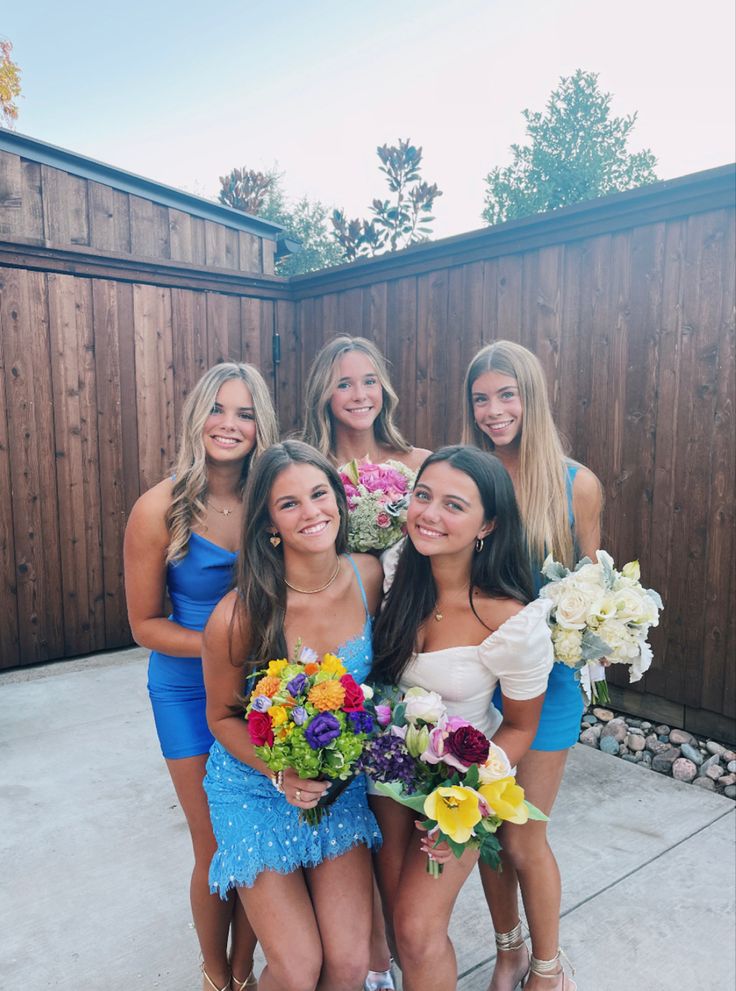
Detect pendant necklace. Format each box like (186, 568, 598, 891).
(284, 558, 341, 595)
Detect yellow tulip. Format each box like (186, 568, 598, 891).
(267, 658, 288, 677)
(424, 786, 482, 843)
(268, 705, 288, 727)
(479, 777, 529, 824)
(320, 653, 347, 677)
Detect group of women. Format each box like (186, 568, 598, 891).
(124, 335, 602, 991)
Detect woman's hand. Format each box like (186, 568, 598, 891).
(415, 820, 454, 865)
(282, 768, 330, 809)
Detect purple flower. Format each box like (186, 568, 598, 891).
(356, 734, 419, 793)
(375, 704, 392, 727)
(348, 711, 374, 734)
(250, 695, 272, 712)
(305, 713, 341, 750)
(287, 673, 309, 697)
(291, 706, 307, 726)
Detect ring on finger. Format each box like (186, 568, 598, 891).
(295, 788, 302, 802)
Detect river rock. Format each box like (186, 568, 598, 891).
(706, 740, 726, 756)
(718, 774, 736, 788)
(680, 743, 704, 766)
(692, 777, 716, 792)
(600, 736, 620, 755)
(582, 713, 599, 726)
(672, 758, 698, 782)
(627, 733, 646, 752)
(579, 728, 600, 748)
(645, 735, 670, 755)
(655, 724, 671, 735)
(652, 748, 680, 774)
(698, 754, 722, 776)
(725, 785, 736, 800)
(593, 708, 614, 722)
(627, 726, 645, 737)
(706, 764, 725, 781)
(621, 754, 640, 764)
(727, 761, 736, 774)
(601, 719, 628, 743)
(724, 750, 736, 762)
(640, 721, 653, 732)
(669, 728, 695, 746)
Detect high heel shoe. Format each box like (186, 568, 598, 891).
(364, 959, 397, 990)
(232, 972, 257, 990)
(523, 949, 576, 990)
(488, 922, 530, 991)
(201, 962, 231, 991)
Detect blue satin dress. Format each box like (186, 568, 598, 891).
(492, 463, 585, 751)
(205, 556, 382, 895)
(147, 532, 237, 760)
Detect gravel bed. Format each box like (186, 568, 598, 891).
(578, 707, 736, 799)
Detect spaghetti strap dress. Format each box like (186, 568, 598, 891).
(492, 462, 585, 751)
(147, 532, 237, 760)
(204, 556, 382, 896)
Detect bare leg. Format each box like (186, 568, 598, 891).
(166, 755, 258, 990)
(479, 749, 569, 991)
(367, 873, 394, 975)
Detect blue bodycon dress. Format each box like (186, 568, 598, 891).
(492, 463, 585, 751)
(205, 556, 382, 895)
(147, 532, 237, 760)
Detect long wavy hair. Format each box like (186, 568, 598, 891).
(166, 362, 279, 564)
(371, 446, 533, 686)
(301, 335, 410, 459)
(233, 440, 349, 671)
(461, 340, 575, 569)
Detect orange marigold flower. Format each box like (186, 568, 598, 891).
(303, 662, 320, 675)
(254, 675, 281, 698)
(308, 680, 346, 712)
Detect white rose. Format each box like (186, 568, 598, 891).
(478, 743, 512, 783)
(403, 687, 446, 725)
(554, 586, 591, 629)
(613, 588, 646, 624)
(597, 619, 640, 661)
(361, 684, 374, 700)
(572, 562, 603, 585)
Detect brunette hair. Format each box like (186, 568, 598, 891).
(233, 440, 349, 670)
(371, 445, 533, 685)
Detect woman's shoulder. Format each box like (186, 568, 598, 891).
(472, 593, 524, 632)
(125, 477, 174, 541)
(570, 463, 603, 509)
(478, 597, 552, 646)
(348, 552, 383, 613)
(381, 445, 431, 473)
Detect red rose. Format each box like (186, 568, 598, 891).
(247, 710, 274, 747)
(446, 725, 490, 768)
(340, 674, 365, 712)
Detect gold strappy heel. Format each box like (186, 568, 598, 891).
(524, 948, 576, 990)
(232, 972, 257, 990)
(489, 922, 530, 991)
(201, 962, 231, 991)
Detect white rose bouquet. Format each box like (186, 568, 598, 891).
(539, 551, 663, 704)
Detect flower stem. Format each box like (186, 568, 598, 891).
(592, 680, 610, 705)
(426, 857, 443, 878)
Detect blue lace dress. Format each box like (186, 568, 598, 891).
(204, 557, 382, 896)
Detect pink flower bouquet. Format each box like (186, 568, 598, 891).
(339, 458, 416, 553)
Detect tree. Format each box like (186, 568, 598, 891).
(482, 70, 658, 226)
(332, 139, 442, 261)
(218, 168, 342, 276)
(0, 39, 21, 128)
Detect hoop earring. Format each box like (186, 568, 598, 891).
(269, 533, 282, 548)
(475, 537, 484, 553)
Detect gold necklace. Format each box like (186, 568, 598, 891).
(284, 558, 341, 595)
(207, 498, 239, 517)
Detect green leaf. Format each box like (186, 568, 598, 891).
(524, 801, 549, 821)
(374, 779, 428, 814)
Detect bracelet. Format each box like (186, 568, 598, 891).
(271, 770, 284, 793)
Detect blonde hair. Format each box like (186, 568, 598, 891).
(301, 336, 410, 459)
(461, 340, 575, 568)
(166, 362, 279, 563)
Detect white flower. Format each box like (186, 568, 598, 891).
(597, 619, 640, 661)
(478, 743, 512, 783)
(555, 586, 592, 629)
(572, 562, 603, 585)
(621, 560, 641, 582)
(553, 627, 583, 666)
(403, 687, 446, 725)
(613, 588, 648, 624)
(630, 640, 653, 682)
(361, 684, 374, 700)
(587, 592, 617, 626)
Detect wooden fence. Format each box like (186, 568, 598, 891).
(0, 130, 733, 739)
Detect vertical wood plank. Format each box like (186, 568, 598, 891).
(41, 166, 90, 246)
(47, 274, 105, 655)
(206, 292, 241, 365)
(0, 269, 64, 662)
(262, 238, 276, 276)
(416, 270, 449, 449)
(449, 263, 484, 444)
(0, 150, 22, 237)
(0, 279, 20, 666)
(153, 204, 171, 260)
(111, 190, 132, 253)
(171, 289, 208, 429)
(363, 283, 388, 358)
(238, 232, 262, 274)
(204, 221, 227, 268)
(20, 161, 45, 240)
(133, 284, 175, 490)
(168, 209, 194, 264)
(386, 278, 418, 446)
(129, 196, 156, 257)
(241, 296, 263, 370)
(87, 181, 116, 252)
(275, 299, 300, 436)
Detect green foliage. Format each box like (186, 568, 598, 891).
(332, 138, 442, 261)
(482, 70, 658, 226)
(218, 166, 342, 276)
(0, 39, 21, 128)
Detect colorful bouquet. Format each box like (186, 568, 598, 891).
(358, 687, 546, 876)
(539, 550, 663, 705)
(245, 643, 375, 823)
(339, 458, 416, 553)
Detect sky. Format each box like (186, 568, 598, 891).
(4, 0, 735, 237)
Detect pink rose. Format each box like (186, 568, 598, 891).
(376, 511, 392, 529)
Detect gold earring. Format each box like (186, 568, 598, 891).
(475, 537, 484, 553)
(269, 533, 281, 548)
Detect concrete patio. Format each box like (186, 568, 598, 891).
(1, 648, 733, 991)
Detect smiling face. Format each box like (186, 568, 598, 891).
(470, 370, 524, 449)
(268, 463, 341, 555)
(328, 350, 384, 432)
(407, 461, 492, 558)
(202, 378, 257, 464)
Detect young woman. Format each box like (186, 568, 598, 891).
(202, 440, 384, 991)
(303, 335, 430, 990)
(302, 335, 430, 473)
(370, 446, 553, 991)
(124, 362, 279, 991)
(463, 340, 601, 991)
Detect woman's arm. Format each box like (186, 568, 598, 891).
(123, 481, 203, 657)
(203, 592, 329, 803)
(572, 466, 603, 561)
(491, 693, 545, 767)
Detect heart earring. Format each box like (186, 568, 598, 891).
(269, 533, 281, 548)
